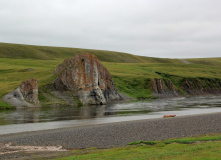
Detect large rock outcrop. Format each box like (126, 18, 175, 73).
(3, 78, 39, 107)
(53, 53, 122, 105)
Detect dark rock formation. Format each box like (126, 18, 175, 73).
(53, 53, 122, 105)
(151, 78, 178, 98)
(182, 78, 221, 95)
(151, 77, 221, 98)
(3, 78, 39, 107)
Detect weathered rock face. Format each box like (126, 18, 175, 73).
(53, 53, 122, 105)
(151, 77, 221, 98)
(3, 78, 39, 107)
(182, 78, 221, 95)
(19, 78, 39, 103)
(151, 78, 178, 98)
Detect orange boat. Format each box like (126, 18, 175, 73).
(163, 114, 176, 118)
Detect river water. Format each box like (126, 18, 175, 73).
(0, 95, 221, 135)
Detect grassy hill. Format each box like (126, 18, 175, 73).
(0, 42, 192, 64)
(1, 42, 221, 66)
(0, 43, 221, 108)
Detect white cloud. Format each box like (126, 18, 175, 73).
(0, 0, 221, 58)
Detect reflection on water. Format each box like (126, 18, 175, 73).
(0, 95, 221, 126)
(0, 106, 109, 125)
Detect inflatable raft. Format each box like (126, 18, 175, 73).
(163, 114, 176, 118)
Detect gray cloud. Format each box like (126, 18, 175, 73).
(0, 0, 221, 58)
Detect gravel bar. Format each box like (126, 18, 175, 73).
(0, 112, 221, 149)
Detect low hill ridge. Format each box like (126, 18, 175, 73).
(0, 42, 190, 64)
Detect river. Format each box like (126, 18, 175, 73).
(0, 95, 221, 135)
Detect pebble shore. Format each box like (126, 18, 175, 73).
(1, 112, 221, 149)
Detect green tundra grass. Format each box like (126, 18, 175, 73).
(0, 43, 221, 108)
(0, 42, 183, 63)
(52, 133, 221, 160)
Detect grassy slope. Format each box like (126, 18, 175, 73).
(0, 43, 221, 107)
(0, 42, 183, 63)
(103, 62, 221, 98)
(54, 133, 221, 160)
(186, 57, 221, 67)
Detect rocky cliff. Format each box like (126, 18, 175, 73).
(151, 78, 178, 98)
(52, 53, 122, 105)
(151, 77, 221, 98)
(3, 78, 39, 107)
(181, 78, 221, 95)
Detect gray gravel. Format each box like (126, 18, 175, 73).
(0, 112, 221, 150)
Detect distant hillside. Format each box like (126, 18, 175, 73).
(185, 58, 221, 67)
(0, 42, 186, 64)
(0, 42, 221, 109)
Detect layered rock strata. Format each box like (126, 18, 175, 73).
(53, 53, 122, 105)
(182, 78, 221, 95)
(151, 78, 221, 98)
(3, 78, 39, 107)
(151, 78, 178, 98)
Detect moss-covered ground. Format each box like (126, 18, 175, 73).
(52, 133, 221, 160)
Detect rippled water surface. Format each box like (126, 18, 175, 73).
(0, 95, 221, 134)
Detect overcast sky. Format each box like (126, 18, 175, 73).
(0, 0, 221, 58)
